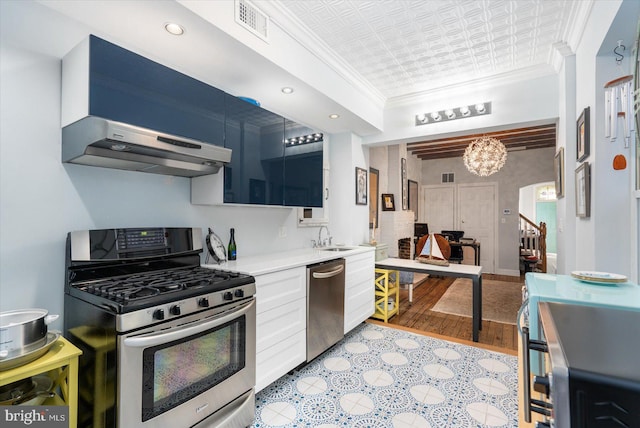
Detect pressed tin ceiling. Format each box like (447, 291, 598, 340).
(276, 0, 584, 100)
(10, 0, 590, 144)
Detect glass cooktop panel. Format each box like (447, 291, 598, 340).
(542, 302, 640, 382)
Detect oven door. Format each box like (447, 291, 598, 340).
(118, 298, 256, 428)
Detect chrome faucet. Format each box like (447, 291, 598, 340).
(317, 225, 332, 248)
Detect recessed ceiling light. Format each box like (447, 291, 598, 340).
(164, 23, 185, 36)
(329, 114, 340, 119)
(281, 87, 294, 94)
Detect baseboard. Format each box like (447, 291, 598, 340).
(495, 268, 520, 277)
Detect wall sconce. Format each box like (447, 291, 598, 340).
(415, 102, 491, 126)
(284, 133, 323, 147)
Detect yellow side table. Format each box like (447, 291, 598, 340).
(371, 268, 400, 322)
(0, 336, 82, 428)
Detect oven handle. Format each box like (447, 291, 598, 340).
(123, 299, 255, 348)
(517, 298, 533, 423)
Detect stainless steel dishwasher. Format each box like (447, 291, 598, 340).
(306, 258, 346, 361)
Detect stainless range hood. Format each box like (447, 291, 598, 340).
(62, 116, 231, 177)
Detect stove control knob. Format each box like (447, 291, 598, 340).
(153, 309, 165, 320)
(198, 297, 210, 308)
(234, 289, 245, 298)
(223, 291, 233, 301)
(170, 305, 181, 316)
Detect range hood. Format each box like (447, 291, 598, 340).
(62, 116, 231, 177)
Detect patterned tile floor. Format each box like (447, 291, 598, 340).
(252, 323, 518, 427)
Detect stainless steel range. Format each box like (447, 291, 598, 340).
(63, 227, 256, 428)
(523, 301, 640, 428)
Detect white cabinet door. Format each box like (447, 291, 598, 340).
(255, 267, 306, 392)
(344, 251, 375, 333)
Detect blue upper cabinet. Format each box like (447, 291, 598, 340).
(223, 94, 285, 205)
(62, 35, 323, 207)
(62, 35, 225, 146)
(283, 120, 323, 207)
(223, 104, 323, 207)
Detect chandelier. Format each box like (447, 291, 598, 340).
(463, 136, 507, 176)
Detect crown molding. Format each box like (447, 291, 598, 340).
(386, 64, 557, 109)
(259, 1, 386, 108)
(563, 0, 595, 56)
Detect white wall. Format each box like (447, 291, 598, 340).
(365, 73, 559, 146)
(555, 54, 577, 275)
(0, 47, 331, 325)
(561, 0, 638, 279)
(519, 185, 536, 221)
(328, 133, 370, 246)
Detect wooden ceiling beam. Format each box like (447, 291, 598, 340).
(406, 123, 556, 160)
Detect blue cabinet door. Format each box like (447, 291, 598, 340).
(283, 120, 323, 207)
(223, 94, 285, 204)
(88, 35, 225, 146)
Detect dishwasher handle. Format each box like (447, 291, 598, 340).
(312, 265, 344, 279)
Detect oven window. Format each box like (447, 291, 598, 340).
(141, 316, 246, 421)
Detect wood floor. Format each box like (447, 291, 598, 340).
(386, 273, 522, 353)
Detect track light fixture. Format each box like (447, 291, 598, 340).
(415, 102, 491, 126)
(284, 133, 323, 147)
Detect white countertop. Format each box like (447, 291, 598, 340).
(203, 246, 375, 276)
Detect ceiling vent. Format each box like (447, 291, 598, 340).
(235, 0, 269, 42)
(442, 173, 455, 183)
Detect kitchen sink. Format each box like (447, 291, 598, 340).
(320, 247, 353, 252)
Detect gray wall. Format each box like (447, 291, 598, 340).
(421, 147, 556, 274)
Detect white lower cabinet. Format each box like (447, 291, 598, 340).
(253, 250, 375, 392)
(344, 251, 375, 334)
(256, 330, 306, 392)
(255, 266, 306, 392)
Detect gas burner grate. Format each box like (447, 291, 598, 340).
(74, 267, 248, 305)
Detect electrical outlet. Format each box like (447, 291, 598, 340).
(278, 226, 287, 238)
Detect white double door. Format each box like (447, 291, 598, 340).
(420, 183, 497, 273)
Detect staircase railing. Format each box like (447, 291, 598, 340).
(519, 213, 547, 273)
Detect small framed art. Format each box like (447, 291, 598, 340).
(576, 107, 590, 162)
(401, 158, 408, 210)
(575, 162, 590, 218)
(355, 167, 367, 205)
(381, 193, 395, 211)
(554, 148, 564, 198)
(369, 168, 379, 228)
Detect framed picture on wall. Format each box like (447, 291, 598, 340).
(554, 148, 564, 198)
(355, 167, 367, 205)
(408, 180, 418, 221)
(381, 193, 395, 211)
(401, 158, 408, 209)
(575, 162, 590, 218)
(576, 107, 590, 161)
(369, 168, 379, 228)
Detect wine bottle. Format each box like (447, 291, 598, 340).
(228, 228, 237, 260)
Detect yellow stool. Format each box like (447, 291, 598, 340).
(371, 268, 400, 322)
